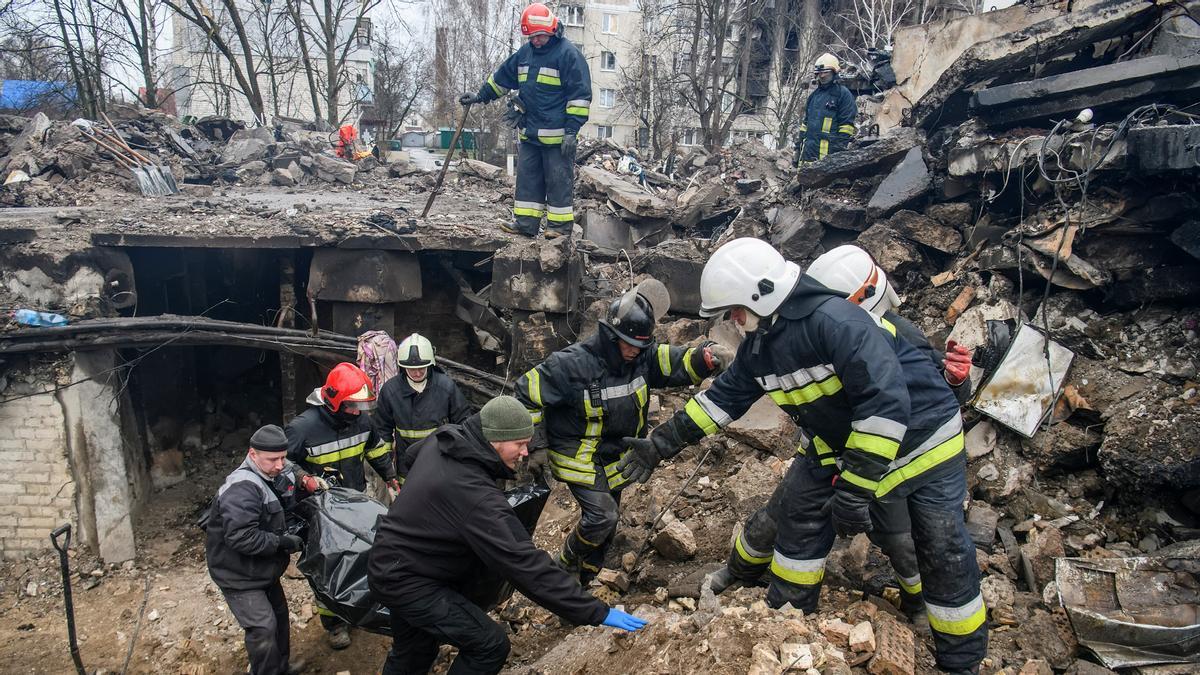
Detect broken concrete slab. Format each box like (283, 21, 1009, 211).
(726, 397, 798, 456)
(1099, 391, 1200, 493)
(735, 178, 762, 194)
(866, 147, 930, 218)
(581, 209, 633, 254)
(457, 158, 505, 181)
(636, 240, 707, 315)
(491, 241, 581, 313)
(966, 502, 1000, 550)
(793, 128, 923, 189)
(925, 202, 974, 229)
(1170, 221, 1200, 261)
(856, 224, 922, 275)
(882, 0, 1159, 132)
(867, 617, 915, 675)
(218, 136, 269, 165)
(768, 206, 823, 261)
(1125, 124, 1200, 172)
(675, 178, 726, 229)
(308, 249, 422, 302)
(4, 112, 50, 164)
(810, 193, 868, 231)
(579, 165, 670, 217)
(972, 55, 1200, 127)
(313, 154, 356, 184)
(652, 520, 697, 560)
(887, 210, 962, 254)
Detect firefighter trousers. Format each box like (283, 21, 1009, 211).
(513, 141, 574, 236)
(767, 456, 987, 671)
(728, 473, 925, 617)
(558, 484, 622, 583)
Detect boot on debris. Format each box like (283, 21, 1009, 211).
(703, 565, 738, 595)
(326, 623, 351, 650)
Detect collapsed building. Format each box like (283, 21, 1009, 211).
(0, 0, 1198, 672)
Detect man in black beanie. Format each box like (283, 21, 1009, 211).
(205, 424, 326, 675)
(369, 395, 646, 675)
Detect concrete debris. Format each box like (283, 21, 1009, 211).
(652, 520, 697, 561)
(749, 642, 783, 675)
(725, 397, 798, 456)
(848, 621, 876, 653)
(866, 147, 930, 218)
(867, 617, 915, 675)
(457, 158, 505, 181)
(793, 128, 923, 189)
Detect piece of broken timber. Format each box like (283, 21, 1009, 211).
(421, 103, 472, 218)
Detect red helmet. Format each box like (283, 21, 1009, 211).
(520, 3, 558, 37)
(318, 362, 376, 414)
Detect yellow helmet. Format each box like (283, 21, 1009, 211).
(814, 53, 840, 74)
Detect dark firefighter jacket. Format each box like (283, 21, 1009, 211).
(667, 277, 963, 500)
(205, 457, 305, 591)
(367, 415, 609, 626)
(474, 34, 591, 147)
(797, 78, 856, 162)
(285, 400, 395, 491)
(886, 311, 972, 406)
(372, 368, 472, 479)
(515, 330, 717, 490)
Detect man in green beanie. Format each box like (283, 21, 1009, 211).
(369, 395, 646, 674)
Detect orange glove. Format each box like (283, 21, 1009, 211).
(300, 475, 329, 493)
(944, 340, 973, 387)
(387, 478, 401, 493)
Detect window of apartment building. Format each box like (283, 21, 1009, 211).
(599, 88, 616, 108)
(597, 125, 614, 139)
(637, 127, 649, 148)
(601, 51, 617, 71)
(602, 13, 617, 34)
(721, 92, 735, 113)
(725, 22, 738, 41)
(355, 18, 372, 47)
(681, 128, 697, 146)
(563, 5, 584, 26)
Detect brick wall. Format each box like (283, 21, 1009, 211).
(0, 384, 76, 559)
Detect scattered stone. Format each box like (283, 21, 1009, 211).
(1019, 660, 1053, 675)
(458, 158, 504, 181)
(849, 621, 876, 652)
(595, 568, 630, 592)
(148, 609, 161, 622)
(749, 642, 782, 675)
(965, 421, 997, 460)
(736, 178, 763, 194)
(24, 582, 36, 597)
(652, 520, 697, 561)
(980, 574, 1016, 616)
(780, 642, 813, 670)
(857, 224, 922, 275)
(621, 552, 637, 572)
(966, 502, 1000, 549)
(867, 147, 931, 218)
(1062, 660, 1118, 675)
(1020, 525, 1066, 590)
(726, 397, 798, 456)
(271, 168, 296, 187)
(819, 618, 855, 646)
(312, 153, 356, 184)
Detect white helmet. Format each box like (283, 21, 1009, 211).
(397, 332, 435, 368)
(814, 52, 841, 74)
(699, 238, 801, 318)
(806, 244, 901, 317)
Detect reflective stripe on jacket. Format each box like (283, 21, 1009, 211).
(475, 34, 591, 146)
(515, 332, 714, 490)
(672, 277, 962, 499)
(797, 79, 856, 162)
(285, 405, 393, 490)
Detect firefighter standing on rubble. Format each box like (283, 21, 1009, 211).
(459, 3, 591, 240)
(285, 362, 398, 650)
(795, 53, 857, 166)
(617, 238, 988, 674)
(704, 245, 975, 627)
(372, 332, 473, 481)
(205, 424, 327, 675)
(368, 396, 646, 674)
(514, 282, 733, 583)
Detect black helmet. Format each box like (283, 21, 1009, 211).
(602, 290, 655, 348)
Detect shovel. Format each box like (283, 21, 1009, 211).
(101, 112, 180, 196)
(50, 524, 87, 675)
(72, 119, 172, 197)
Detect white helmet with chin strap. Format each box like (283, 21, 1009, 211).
(806, 244, 901, 317)
(699, 238, 802, 318)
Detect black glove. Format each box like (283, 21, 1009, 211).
(617, 437, 661, 484)
(458, 93, 480, 106)
(279, 533, 304, 553)
(826, 488, 873, 537)
(561, 133, 577, 159)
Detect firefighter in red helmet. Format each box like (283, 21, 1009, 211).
(285, 362, 398, 650)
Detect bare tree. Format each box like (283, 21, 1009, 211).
(290, 0, 380, 127)
(371, 25, 429, 144)
(825, 0, 936, 71)
(166, 0, 269, 122)
(761, 0, 822, 150)
(95, 0, 168, 108)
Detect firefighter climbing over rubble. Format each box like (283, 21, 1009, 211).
(205, 424, 328, 675)
(618, 238, 988, 674)
(285, 362, 398, 650)
(704, 244, 976, 628)
(372, 332, 473, 481)
(795, 53, 857, 166)
(368, 395, 646, 674)
(459, 2, 591, 240)
(514, 281, 734, 584)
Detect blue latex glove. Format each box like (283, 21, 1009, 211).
(602, 608, 647, 632)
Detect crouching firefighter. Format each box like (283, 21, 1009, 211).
(617, 238, 988, 674)
(514, 284, 733, 582)
(285, 362, 397, 650)
(368, 396, 646, 675)
(372, 333, 472, 482)
(458, 3, 591, 240)
(204, 425, 327, 675)
(706, 244, 976, 625)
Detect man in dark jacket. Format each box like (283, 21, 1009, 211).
(372, 332, 472, 480)
(514, 287, 730, 583)
(286, 362, 396, 649)
(795, 53, 856, 166)
(459, 3, 591, 239)
(206, 424, 325, 675)
(368, 396, 646, 675)
(618, 238, 987, 675)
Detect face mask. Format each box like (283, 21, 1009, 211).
(407, 375, 428, 393)
(735, 311, 761, 337)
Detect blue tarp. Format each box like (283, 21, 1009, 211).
(0, 80, 75, 110)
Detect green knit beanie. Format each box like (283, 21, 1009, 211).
(480, 395, 534, 442)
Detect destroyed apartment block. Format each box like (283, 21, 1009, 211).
(1, 0, 1200, 671)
